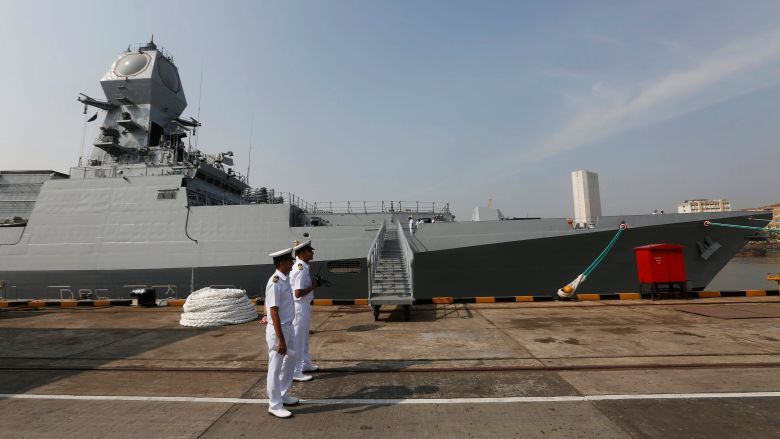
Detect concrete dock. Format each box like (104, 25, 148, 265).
(1, 297, 780, 438)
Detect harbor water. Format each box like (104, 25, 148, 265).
(707, 248, 780, 291)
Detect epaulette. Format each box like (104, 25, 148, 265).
(272, 275, 279, 283)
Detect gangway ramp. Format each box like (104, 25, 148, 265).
(368, 221, 414, 320)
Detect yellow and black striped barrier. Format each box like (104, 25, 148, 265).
(249, 290, 778, 305)
(0, 299, 133, 308)
(2, 290, 776, 309)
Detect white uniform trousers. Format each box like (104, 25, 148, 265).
(293, 301, 313, 375)
(266, 323, 296, 410)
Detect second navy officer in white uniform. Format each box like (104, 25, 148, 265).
(265, 247, 299, 419)
(290, 240, 319, 381)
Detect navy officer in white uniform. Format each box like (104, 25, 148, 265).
(265, 246, 299, 418)
(291, 240, 319, 382)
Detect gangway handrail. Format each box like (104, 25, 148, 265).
(396, 221, 414, 300)
(366, 220, 387, 299)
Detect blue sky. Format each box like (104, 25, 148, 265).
(1, 0, 779, 219)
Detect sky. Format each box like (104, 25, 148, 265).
(1, 0, 779, 220)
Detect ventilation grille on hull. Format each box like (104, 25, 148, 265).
(327, 260, 361, 274)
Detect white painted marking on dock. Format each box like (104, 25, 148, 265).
(2, 392, 780, 405)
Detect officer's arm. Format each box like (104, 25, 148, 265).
(260, 304, 268, 324)
(294, 285, 315, 298)
(293, 272, 315, 298)
(269, 306, 286, 355)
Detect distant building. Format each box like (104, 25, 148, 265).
(677, 199, 731, 213)
(571, 170, 601, 227)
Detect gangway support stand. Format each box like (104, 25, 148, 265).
(372, 304, 411, 322)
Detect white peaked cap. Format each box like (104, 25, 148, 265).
(268, 247, 294, 259)
(293, 239, 314, 252)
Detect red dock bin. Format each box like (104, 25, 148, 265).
(634, 244, 686, 284)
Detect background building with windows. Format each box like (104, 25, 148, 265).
(677, 199, 731, 213)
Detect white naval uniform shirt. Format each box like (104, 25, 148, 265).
(290, 258, 314, 305)
(265, 270, 294, 327)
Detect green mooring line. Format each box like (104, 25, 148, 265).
(707, 222, 779, 233)
(583, 228, 625, 276)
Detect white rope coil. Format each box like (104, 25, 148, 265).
(179, 287, 258, 327)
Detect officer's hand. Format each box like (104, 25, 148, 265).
(260, 315, 268, 325)
(276, 340, 287, 356)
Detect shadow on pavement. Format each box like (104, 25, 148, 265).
(294, 384, 440, 415)
(381, 304, 474, 322)
(0, 309, 223, 396)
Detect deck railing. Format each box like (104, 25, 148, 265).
(241, 192, 450, 216)
(308, 200, 450, 214)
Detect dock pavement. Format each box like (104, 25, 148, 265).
(1, 296, 779, 438)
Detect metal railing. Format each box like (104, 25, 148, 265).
(396, 221, 415, 299)
(241, 189, 317, 211)
(309, 200, 450, 214)
(366, 220, 387, 299)
(242, 191, 450, 216)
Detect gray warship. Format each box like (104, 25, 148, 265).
(0, 41, 770, 303)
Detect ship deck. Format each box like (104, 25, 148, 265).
(1, 297, 780, 438)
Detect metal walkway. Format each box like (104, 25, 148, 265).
(369, 225, 414, 320)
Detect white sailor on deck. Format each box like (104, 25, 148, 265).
(264, 246, 299, 419)
(291, 239, 319, 382)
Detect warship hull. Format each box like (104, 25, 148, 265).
(0, 172, 767, 300)
(410, 213, 764, 298)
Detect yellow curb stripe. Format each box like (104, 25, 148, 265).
(0, 301, 8, 308)
(432, 297, 453, 304)
(619, 293, 642, 300)
(697, 291, 721, 298)
(475, 297, 495, 303)
(313, 299, 332, 306)
(29, 300, 46, 308)
(93, 300, 111, 307)
(745, 290, 767, 297)
(166, 299, 186, 307)
(354, 299, 369, 306)
(515, 296, 535, 302)
(576, 294, 601, 301)
(60, 300, 78, 308)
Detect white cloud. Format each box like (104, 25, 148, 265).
(523, 29, 780, 162)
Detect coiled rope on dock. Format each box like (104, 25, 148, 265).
(558, 223, 628, 299)
(179, 287, 258, 327)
